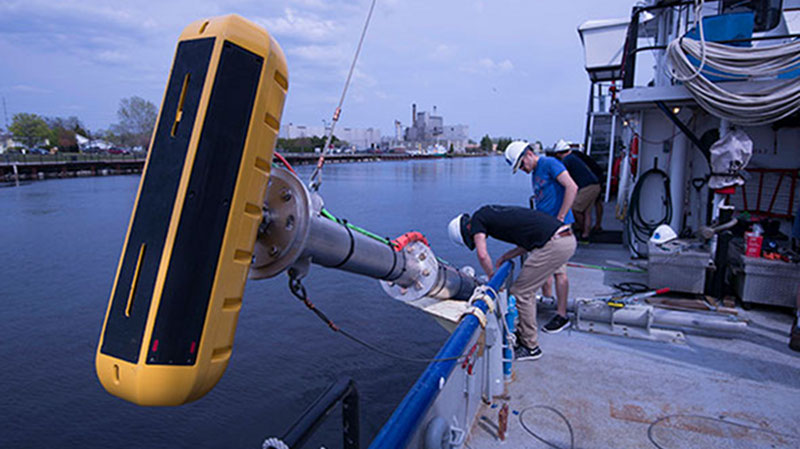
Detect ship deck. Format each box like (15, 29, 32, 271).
(463, 243, 800, 449)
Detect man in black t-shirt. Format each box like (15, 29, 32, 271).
(448, 205, 577, 360)
(554, 148, 600, 239)
(571, 149, 605, 233)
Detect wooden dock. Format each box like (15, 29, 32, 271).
(0, 152, 489, 183)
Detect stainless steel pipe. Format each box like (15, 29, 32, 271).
(251, 166, 477, 301)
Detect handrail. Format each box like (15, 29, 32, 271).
(368, 261, 513, 449)
(265, 377, 360, 449)
(632, 33, 800, 56)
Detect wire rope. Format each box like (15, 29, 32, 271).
(518, 406, 575, 449)
(309, 0, 378, 191)
(647, 414, 800, 449)
(287, 275, 466, 363)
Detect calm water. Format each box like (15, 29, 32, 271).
(1, 157, 532, 448)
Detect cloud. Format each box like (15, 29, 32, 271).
(10, 84, 52, 94)
(430, 44, 455, 60)
(257, 8, 339, 42)
(461, 57, 514, 75)
(290, 0, 330, 9)
(288, 44, 348, 67)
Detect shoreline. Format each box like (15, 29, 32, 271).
(0, 151, 494, 184)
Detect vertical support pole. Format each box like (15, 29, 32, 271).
(343, 383, 360, 449)
(712, 119, 731, 255)
(604, 112, 617, 202)
(583, 81, 595, 154)
(622, 8, 640, 89)
(13, 162, 19, 187)
(669, 133, 688, 232)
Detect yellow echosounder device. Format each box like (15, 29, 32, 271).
(95, 15, 288, 406)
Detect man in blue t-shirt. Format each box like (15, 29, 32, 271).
(504, 140, 577, 333)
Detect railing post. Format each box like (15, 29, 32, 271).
(622, 7, 640, 89)
(343, 381, 360, 449)
(275, 377, 360, 449)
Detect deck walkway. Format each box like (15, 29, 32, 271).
(466, 243, 800, 449)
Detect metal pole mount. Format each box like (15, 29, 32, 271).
(251, 166, 477, 301)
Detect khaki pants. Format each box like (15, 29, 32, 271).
(510, 231, 577, 348)
(573, 183, 601, 214)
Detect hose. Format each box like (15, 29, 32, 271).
(626, 168, 672, 257)
(666, 10, 800, 126)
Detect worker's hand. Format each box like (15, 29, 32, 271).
(557, 213, 566, 222)
(494, 253, 514, 269)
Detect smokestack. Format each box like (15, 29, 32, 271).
(433, 105, 437, 115)
(412, 103, 416, 126)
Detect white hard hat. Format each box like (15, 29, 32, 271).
(650, 224, 678, 245)
(448, 214, 473, 249)
(553, 139, 570, 153)
(504, 141, 531, 173)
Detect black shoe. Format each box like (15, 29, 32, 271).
(790, 315, 800, 352)
(514, 344, 543, 361)
(542, 314, 571, 334)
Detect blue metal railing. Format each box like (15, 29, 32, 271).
(368, 262, 513, 449)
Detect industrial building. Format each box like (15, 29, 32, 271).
(279, 123, 381, 150)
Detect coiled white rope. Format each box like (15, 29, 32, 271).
(665, 7, 800, 126)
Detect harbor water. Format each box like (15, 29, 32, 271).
(1, 156, 532, 448)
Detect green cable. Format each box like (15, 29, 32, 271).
(321, 208, 396, 247)
(271, 179, 450, 262)
(321, 208, 455, 266)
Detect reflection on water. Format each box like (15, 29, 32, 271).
(0, 157, 532, 448)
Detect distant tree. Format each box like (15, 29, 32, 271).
(45, 116, 85, 152)
(495, 138, 513, 154)
(479, 134, 493, 153)
(110, 96, 157, 149)
(9, 113, 50, 148)
(277, 135, 341, 153)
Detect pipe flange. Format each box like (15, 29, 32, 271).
(380, 241, 439, 302)
(251, 166, 313, 279)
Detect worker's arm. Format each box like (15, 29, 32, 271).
(495, 246, 527, 269)
(473, 233, 494, 277)
(556, 171, 578, 222)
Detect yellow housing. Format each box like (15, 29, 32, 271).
(95, 15, 288, 406)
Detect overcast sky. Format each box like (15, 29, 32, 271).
(0, 0, 635, 144)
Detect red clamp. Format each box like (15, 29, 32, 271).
(391, 231, 429, 252)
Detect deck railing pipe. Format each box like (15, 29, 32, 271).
(368, 262, 512, 449)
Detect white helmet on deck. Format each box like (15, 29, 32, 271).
(504, 141, 532, 174)
(448, 214, 474, 249)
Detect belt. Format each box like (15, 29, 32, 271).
(552, 226, 572, 240)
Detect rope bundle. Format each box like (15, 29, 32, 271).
(666, 37, 800, 126)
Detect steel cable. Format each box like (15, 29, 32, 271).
(309, 0, 378, 191)
(518, 406, 575, 449)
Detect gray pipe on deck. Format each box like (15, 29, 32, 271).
(250, 166, 477, 301)
(538, 296, 747, 334)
